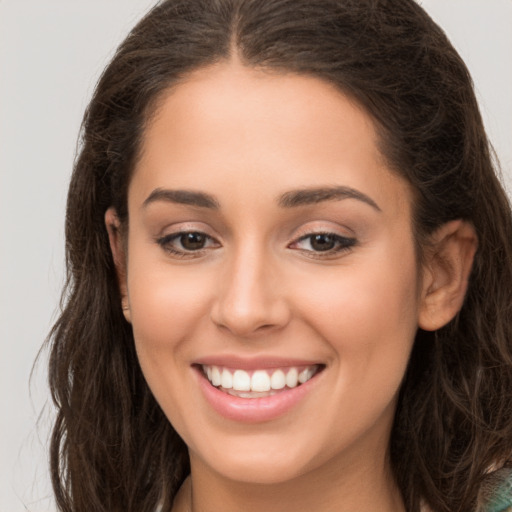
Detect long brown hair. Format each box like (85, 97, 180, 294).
(47, 1, 512, 511)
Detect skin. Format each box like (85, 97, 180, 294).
(106, 60, 477, 512)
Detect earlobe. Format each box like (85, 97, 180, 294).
(418, 220, 477, 332)
(105, 207, 131, 323)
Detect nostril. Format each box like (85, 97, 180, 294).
(256, 324, 277, 331)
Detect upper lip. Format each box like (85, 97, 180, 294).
(193, 355, 324, 370)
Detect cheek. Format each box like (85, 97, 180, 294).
(123, 255, 215, 417)
(127, 257, 212, 348)
(292, 244, 420, 386)
(124, 258, 211, 428)
(287, 253, 419, 450)
(298, 257, 418, 337)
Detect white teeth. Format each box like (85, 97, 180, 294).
(285, 368, 299, 388)
(232, 369, 251, 391)
(211, 366, 222, 386)
(270, 369, 286, 390)
(298, 367, 314, 384)
(221, 368, 233, 389)
(203, 364, 319, 394)
(251, 370, 271, 392)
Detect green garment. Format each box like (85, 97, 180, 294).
(479, 468, 512, 512)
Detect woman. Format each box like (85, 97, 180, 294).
(47, 1, 512, 511)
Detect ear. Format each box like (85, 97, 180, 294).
(418, 220, 477, 331)
(105, 207, 131, 323)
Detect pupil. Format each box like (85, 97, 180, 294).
(181, 232, 205, 250)
(311, 234, 335, 251)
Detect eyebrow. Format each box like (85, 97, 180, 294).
(278, 186, 381, 211)
(143, 188, 220, 209)
(142, 185, 380, 212)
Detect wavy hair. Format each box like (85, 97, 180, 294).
(47, 1, 512, 511)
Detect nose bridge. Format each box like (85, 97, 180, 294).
(211, 236, 289, 337)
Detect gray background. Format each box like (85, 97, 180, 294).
(1, 1, 511, 511)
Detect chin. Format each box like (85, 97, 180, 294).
(201, 454, 314, 485)
(188, 429, 336, 486)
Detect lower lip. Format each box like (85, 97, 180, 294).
(194, 367, 321, 423)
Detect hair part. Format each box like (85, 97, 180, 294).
(47, 1, 512, 511)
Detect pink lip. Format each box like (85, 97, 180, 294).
(193, 364, 323, 423)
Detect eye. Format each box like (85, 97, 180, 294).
(156, 231, 219, 257)
(290, 232, 356, 255)
(177, 232, 209, 250)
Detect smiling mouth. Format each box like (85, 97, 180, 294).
(201, 364, 324, 398)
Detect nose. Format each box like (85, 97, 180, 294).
(210, 245, 291, 338)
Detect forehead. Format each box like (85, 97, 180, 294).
(144, 62, 379, 163)
(132, 61, 411, 217)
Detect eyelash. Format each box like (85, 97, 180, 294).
(156, 231, 219, 258)
(290, 232, 357, 258)
(156, 231, 356, 259)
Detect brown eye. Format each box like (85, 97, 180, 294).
(309, 234, 337, 251)
(290, 232, 356, 256)
(156, 231, 219, 257)
(179, 232, 207, 250)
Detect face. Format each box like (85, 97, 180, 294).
(114, 62, 425, 485)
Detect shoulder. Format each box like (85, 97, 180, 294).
(477, 467, 512, 512)
(420, 468, 512, 512)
